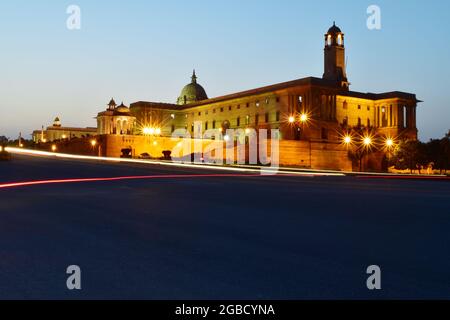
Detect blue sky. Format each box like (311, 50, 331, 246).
(0, 0, 449, 140)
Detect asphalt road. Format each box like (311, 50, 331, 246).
(0, 154, 449, 299)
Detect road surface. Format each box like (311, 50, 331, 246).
(0, 154, 449, 299)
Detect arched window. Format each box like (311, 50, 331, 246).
(327, 35, 332, 46)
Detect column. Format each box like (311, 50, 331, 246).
(398, 106, 404, 128)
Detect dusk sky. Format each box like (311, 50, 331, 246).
(0, 0, 449, 141)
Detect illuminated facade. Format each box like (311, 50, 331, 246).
(32, 117, 97, 143)
(96, 99, 136, 135)
(41, 23, 420, 171)
(129, 23, 419, 146)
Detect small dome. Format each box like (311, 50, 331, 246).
(177, 70, 208, 105)
(327, 22, 342, 34)
(53, 117, 61, 127)
(113, 102, 131, 115)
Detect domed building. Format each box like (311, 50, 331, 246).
(177, 70, 208, 105)
(97, 99, 136, 135)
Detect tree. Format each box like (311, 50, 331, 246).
(0, 136, 8, 145)
(392, 140, 426, 173)
(439, 130, 450, 173)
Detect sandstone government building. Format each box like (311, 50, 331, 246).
(33, 23, 420, 171)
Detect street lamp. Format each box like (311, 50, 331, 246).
(300, 113, 308, 123)
(51, 145, 57, 152)
(91, 140, 97, 147)
(343, 135, 352, 145)
(288, 116, 295, 124)
(386, 138, 394, 148)
(363, 136, 372, 147)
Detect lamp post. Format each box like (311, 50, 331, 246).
(359, 136, 373, 172)
(385, 138, 394, 168)
(91, 139, 98, 156)
(299, 113, 311, 168)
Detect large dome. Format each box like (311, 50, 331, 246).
(177, 70, 208, 105)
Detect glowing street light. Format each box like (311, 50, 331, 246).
(288, 116, 295, 124)
(300, 113, 308, 123)
(363, 137, 372, 147)
(51, 145, 57, 152)
(155, 128, 161, 135)
(224, 135, 230, 142)
(142, 127, 155, 136)
(91, 140, 97, 147)
(386, 138, 394, 148)
(343, 135, 352, 145)
(245, 128, 251, 134)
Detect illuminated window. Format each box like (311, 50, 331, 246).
(246, 115, 250, 125)
(256, 101, 260, 108)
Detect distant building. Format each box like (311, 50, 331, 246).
(32, 117, 97, 143)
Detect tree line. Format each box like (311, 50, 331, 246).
(390, 130, 450, 174)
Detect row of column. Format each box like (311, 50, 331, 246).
(375, 105, 416, 129)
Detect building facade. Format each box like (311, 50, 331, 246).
(42, 23, 420, 171)
(123, 24, 419, 169)
(32, 117, 97, 143)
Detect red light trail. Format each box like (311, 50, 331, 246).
(0, 174, 270, 190)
